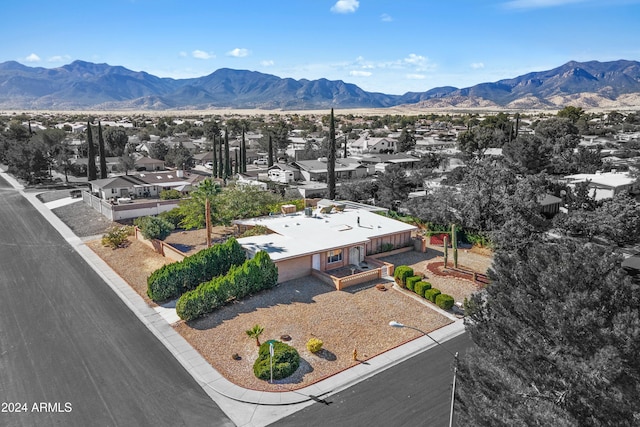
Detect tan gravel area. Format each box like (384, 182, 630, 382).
(378, 244, 493, 305)
(174, 277, 453, 391)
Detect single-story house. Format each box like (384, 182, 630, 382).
(349, 136, 396, 154)
(235, 205, 417, 283)
(88, 170, 201, 201)
(293, 158, 369, 182)
(135, 156, 165, 171)
(564, 171, 638, 200)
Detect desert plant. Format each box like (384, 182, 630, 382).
(306, 337, 324, 353)
(436, 294, 455, 310)
(101, 226, 131, 249)
(246, 324, 264, 346)
(424, 288, 442, 303)
(253, 341, 300, 381)
(159, 189, 182, 200)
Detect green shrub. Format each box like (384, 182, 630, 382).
(253, 341, 300, 381)
(147, 237, 246, 302)
(158, 208, 186, 229)
(101, 226, 132, 249)
(414, 281, 432, 297)
(436, 294, 455, 310)
(393, 266, 414, 287)
(424, 288, 441, 303)
(159, 189, 183, 200)
(176, 250, 278, 321)
(306, 337, 323, 353)
(135, 215, 174, 241)
(405, 275, 421, 292)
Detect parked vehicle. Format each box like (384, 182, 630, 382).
(253, 158, 268, 166)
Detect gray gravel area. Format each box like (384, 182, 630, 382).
(51, 201, 123, 237)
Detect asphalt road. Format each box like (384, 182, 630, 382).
(272, 333, 472, 427)
(0, 176, 233, 426)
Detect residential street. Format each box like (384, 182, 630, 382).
(272, 333, 472, 427)
(0, 176, 233, 426)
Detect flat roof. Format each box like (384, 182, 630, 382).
(236, 207, 416, 261)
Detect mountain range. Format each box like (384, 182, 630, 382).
(0, 59, 639, 110)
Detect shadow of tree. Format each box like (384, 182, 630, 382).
(316, 348, 337, 361)
(269, 357, 314, 385)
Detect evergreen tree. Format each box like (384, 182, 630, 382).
(267, 134, 274, 167)
(224, 128, 231, 178)
(458, 240, 640, 426)
(328, 108, 336, 199)
(241, 127, 247, 173)
(212, 135, 218, 178)
(98, 121, 107, 179)
(86, 123, 97, 181)
(218, 132, 223, 178)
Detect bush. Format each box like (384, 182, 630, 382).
(406, 275, 421, 292)
(306, 338, 323, 353)
(101, 226, 133, 249)
(134, 215, 174, 241)
(160, 189, 183, 200)
(393, 265, 414, 287)
(158, 208, 186, 229)
(436, 294, 455, 310)
(424, 288, 441, 303)
(253, 341, 300, 381)
(414, 281, 432, 297)
(176, 250, 279, 321)
(147, 237, 246, 302)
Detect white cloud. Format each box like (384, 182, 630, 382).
(406, 74, 427, 80)
(471, 62, 485, 69)
(192, 50, 215, 60)
(260, 60, 274, 66)
(25, 53, 41, 62)
(227, 48, 250, 58)
(350, 70, 372, 77)
(331, 0, 359, 14)
(47, 55, 70, 62)
(502, 0, 585, 9)
(380, 13, 393, 22)
(403, 54, 429, 70)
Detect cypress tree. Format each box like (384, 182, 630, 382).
(98, 121, 107, 179)
(218, 132, 223, 178)
(212, 135, 218, 178)
(267, 134, 273, 167)
(224, 128, 231, 178)
(86, 122, 97, 181)
(241, 127, 247, 173)
(343, 135, 348, 159)
(328, 108, 336, 200)
(234, 150, 239, 174)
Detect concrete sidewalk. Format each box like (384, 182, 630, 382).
(2, 167, 466, 427)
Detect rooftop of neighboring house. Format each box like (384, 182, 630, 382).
(564, 171, 637, 188)
(89, 170, 203, 189)
(235, 204, 416, 262)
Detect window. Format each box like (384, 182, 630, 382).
(327, 249, 343, 264)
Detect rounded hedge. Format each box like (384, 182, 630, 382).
(424, 288, 441, 303)
(436, 294, 455, 310)
(393, 266, 414, 287)
(253, 341, 300, 381)
(405, 276, 421, 292)
(414, 281, 432, 297)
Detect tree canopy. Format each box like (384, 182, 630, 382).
(458, 239, 640, 426)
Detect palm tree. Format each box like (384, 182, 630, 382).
(245, 324, 264, 347)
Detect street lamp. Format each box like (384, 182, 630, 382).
(389, 321, 458, 427)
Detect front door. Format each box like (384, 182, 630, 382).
(312, 254, 320, 270)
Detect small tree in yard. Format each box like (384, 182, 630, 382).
(246, 324, 264, 346)
(134, 216, 174, 241)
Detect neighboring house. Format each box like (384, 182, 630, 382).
(538, 193, 563, 217)
(349, 135, 396, 154)
(88, 170, 200, 201)
(135, 156, 165, 171)
(293, 158, 368, 182)
(267, 164, 300, 183)
(353, 153, 421, 172)
(235, 203, 416, 283)
(193, 152, 214, 165)
(564, 171, 638, 200)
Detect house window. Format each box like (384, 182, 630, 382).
(327, 249, 343, 264)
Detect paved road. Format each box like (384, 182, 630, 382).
(0, 176, 233, 426)
(272, 333, 472, 427)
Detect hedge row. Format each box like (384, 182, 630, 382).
(400, 270, 456, 310)
(176, 251, 278, 321)
(147, 238, 246, 302)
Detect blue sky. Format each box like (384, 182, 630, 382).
(3, 0, 640, 95)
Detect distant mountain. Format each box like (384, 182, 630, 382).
(0, 59, 639, 110)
